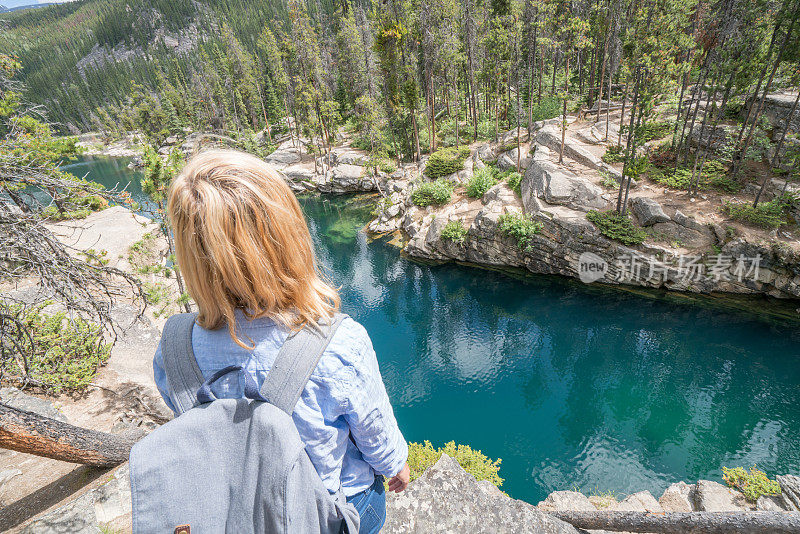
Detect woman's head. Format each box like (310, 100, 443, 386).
(167, 149, 339, 346)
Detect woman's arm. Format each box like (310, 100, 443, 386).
(340, 328, 409, 488)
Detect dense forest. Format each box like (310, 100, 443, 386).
(1, 0, 798, 183)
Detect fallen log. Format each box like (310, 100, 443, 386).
(0, 402, 139, 467)
(548, 511, 800, 534)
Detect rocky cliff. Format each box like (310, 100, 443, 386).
(372, 122, 800, 301)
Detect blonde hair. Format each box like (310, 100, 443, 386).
(167, 149, 339, 348)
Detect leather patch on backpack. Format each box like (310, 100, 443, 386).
(174, 525, 190, 534)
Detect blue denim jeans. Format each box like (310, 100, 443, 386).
(346, 476, 386, 534)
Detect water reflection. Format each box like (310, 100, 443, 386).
(300, 194, 800, 504)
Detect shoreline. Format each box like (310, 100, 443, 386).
(75, 134, 800, 319)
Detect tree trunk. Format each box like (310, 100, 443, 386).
(733, 14, 785, 152)
(0, 403, 139, 467)
(618, 82, 628, 146)
(736, 17, 796, 184)
(617, 67, 640, 213)
(769, 88, 800, 169)
(559, 98, 567, 163)
(596, 23, 611, 125)
(588, 36, 598, 107)
(548, 510, 800, 534)
(681, 62, 711, 164)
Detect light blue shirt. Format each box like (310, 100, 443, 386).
(153, 311, 408, 497)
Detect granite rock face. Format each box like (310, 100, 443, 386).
(522, 159, 607, 212)
(385, 454, 581, 534)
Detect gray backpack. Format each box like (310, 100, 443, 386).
(129, 312, 360, 534)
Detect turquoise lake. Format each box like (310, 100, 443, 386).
(71, 155, 800, 504)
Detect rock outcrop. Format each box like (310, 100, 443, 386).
(385, 455, 581, 534)
(522, 159, 607, 212)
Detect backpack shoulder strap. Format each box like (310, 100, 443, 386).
(161, 312, 204, 415)
(261, 313, 346, 415)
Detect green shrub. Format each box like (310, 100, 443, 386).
(722, 200, 785, 229)
(425, 146, 471, 179)
(1, 301, 110, 393)
(143, 282, 170, 305)
(586, 210, 647, 245)
(622, 120, 671, 142)
(506, 171, 523, 195)
(602, 145, 625, 164)
(466, 167, 498, 198)
(498, 212, 542, 250)
(722, 467, 781, 502)
(407, 440, 503, 487)
(441, 220, 468, 244)
(412, 180, 454, 207)
(529, 96, 563, 124)
(649, 160, 740, 193)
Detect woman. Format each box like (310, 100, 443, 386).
(152, 149, 410, 533)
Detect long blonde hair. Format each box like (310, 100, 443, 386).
(167, 149, 339, 347)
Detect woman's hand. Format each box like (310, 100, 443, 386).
(387, 463, 410, 493)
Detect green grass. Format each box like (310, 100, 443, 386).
(411, 180, 454, 207)
(722, 467, 781, 502)
(498, 212, 542, 250)
(586, 210, 647, 246)
(1, 301, 110, 393)
(407, 440, 503, 487)
(425, 146, 471, 179)
(466, 167, 498, 198)
(441, 220, 468, 244)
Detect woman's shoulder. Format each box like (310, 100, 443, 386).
(314, 314, 373, 378)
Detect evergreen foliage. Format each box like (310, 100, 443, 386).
(586, 210, 647, 245)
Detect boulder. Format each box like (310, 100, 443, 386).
(498, 148, 529, 171)
(659, 481, 694, 512)
(537, 491, 596, 512)
(386, 455, 581, 533)
(521, 160, 607, 213)
(629, 197, 670, 226)
(756, 495, 792, 511)
(694, 480, 754, 512)
(777, 474, 800, 511)
(477, 144, 496, 162)
(498, 152, 517, 170)
(672, 210, 708, 233)
(615, 491, 663, 513)
(332, 150, 365, 165)
(265, 148, 301, 167)
(282, 164, 315, 183)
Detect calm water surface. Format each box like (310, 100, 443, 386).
(76, 155, 800, 504)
